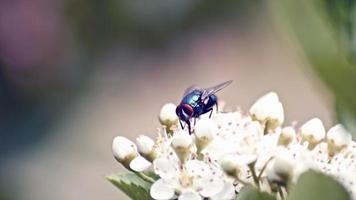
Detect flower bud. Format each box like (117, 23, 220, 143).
(327, 124, 352, 156)
(136, 135, 157, 161)
(266, 160, 282, 183)
(300, 118, 325, 149)
(249, 92, 284, 133)
(278, 126, 296, 146)
(273, 151, 294, 182)
(136, 135, 154, 154)
(171, 130, 192, 162)
(195, 118, 217, 151)
(219, 154, 239, 177)
(159, 103, 179, 133)
(112, 136, 138, 168)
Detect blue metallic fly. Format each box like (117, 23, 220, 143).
(176, 80, 232, 134)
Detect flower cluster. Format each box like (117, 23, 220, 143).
(112, 92, 356, 200)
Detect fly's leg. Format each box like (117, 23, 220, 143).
(208, 108, 213, 118)
(194, 117, 196, 125)
(187, 120, 192, 135)
(179, 120, 185, 129)
(216, 101, 219, 113)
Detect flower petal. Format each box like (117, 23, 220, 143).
(235, 154, 257, 166)
(185, 160, 210, 177)
(178, 191, 201, 200)
(153, 157, 180, 179)
(210, 181, 236, 200)
(150, 179, 175, 200)
(195, 118, 217, 142)
(198, 176, 224, 197)
(129, 156, 152, 172)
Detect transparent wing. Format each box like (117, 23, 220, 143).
(183, 85, 200, 97)
(201, 80, 233, 100)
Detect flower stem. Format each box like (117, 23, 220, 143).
(248, 162, 260, 189)
(277, 186, 285, 200)
(257, 157, 273, 180)
(234, 177, 249, 186)
(134, 172, 155, 183)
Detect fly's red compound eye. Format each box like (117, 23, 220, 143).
(182, 104, 194, 117)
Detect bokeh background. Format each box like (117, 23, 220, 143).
(1, 1, 355, 200)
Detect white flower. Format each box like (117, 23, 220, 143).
(171, 130, 193, 162)
(266, 148, 300, 183)
(210, 180, 236, 200)
(266, 160, 282, 183)
(151, 157, 225, 200)
(201, 137, 237, 161)
(136, 135, 155, 154)
(273, 149, 294, 181)
(219, 154, 240, 176)
(195, 118, 217, 150)
(136, 135, 158, 161)
(150, 179, 176, 200)
(327, 124, 352, 155)
(236, 154, 258, 166)
(111, 92, 356, 200)
(255, 133, 280, 170)
(202, 120, 262, 162)
(178, 191, 201, 200)
(112, 136, 138, 167)
(195, 118, 217, 141)
(249, 92, 284, 130)
(212, 111, 242, 128)
(300, 118, 325, 148)
(159, 103, 179, 128)
(172, 130, 193, 149)
(291, 144, 318, 181)
(278, 126, 296, 146)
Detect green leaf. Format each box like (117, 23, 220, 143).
(288, 170, 351, 200)
(270, 0, 356, 138)
(236, 185, 276, 200)
(106, 172, 153, 200)
(145, 171, 160, 181)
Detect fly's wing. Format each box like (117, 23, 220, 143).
(201, 80, 232, 100)
(183, 85, 200, 97)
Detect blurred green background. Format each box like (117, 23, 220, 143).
(0, 0, 355, 199)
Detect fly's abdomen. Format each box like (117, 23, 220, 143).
(205, 94, 217, 108)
